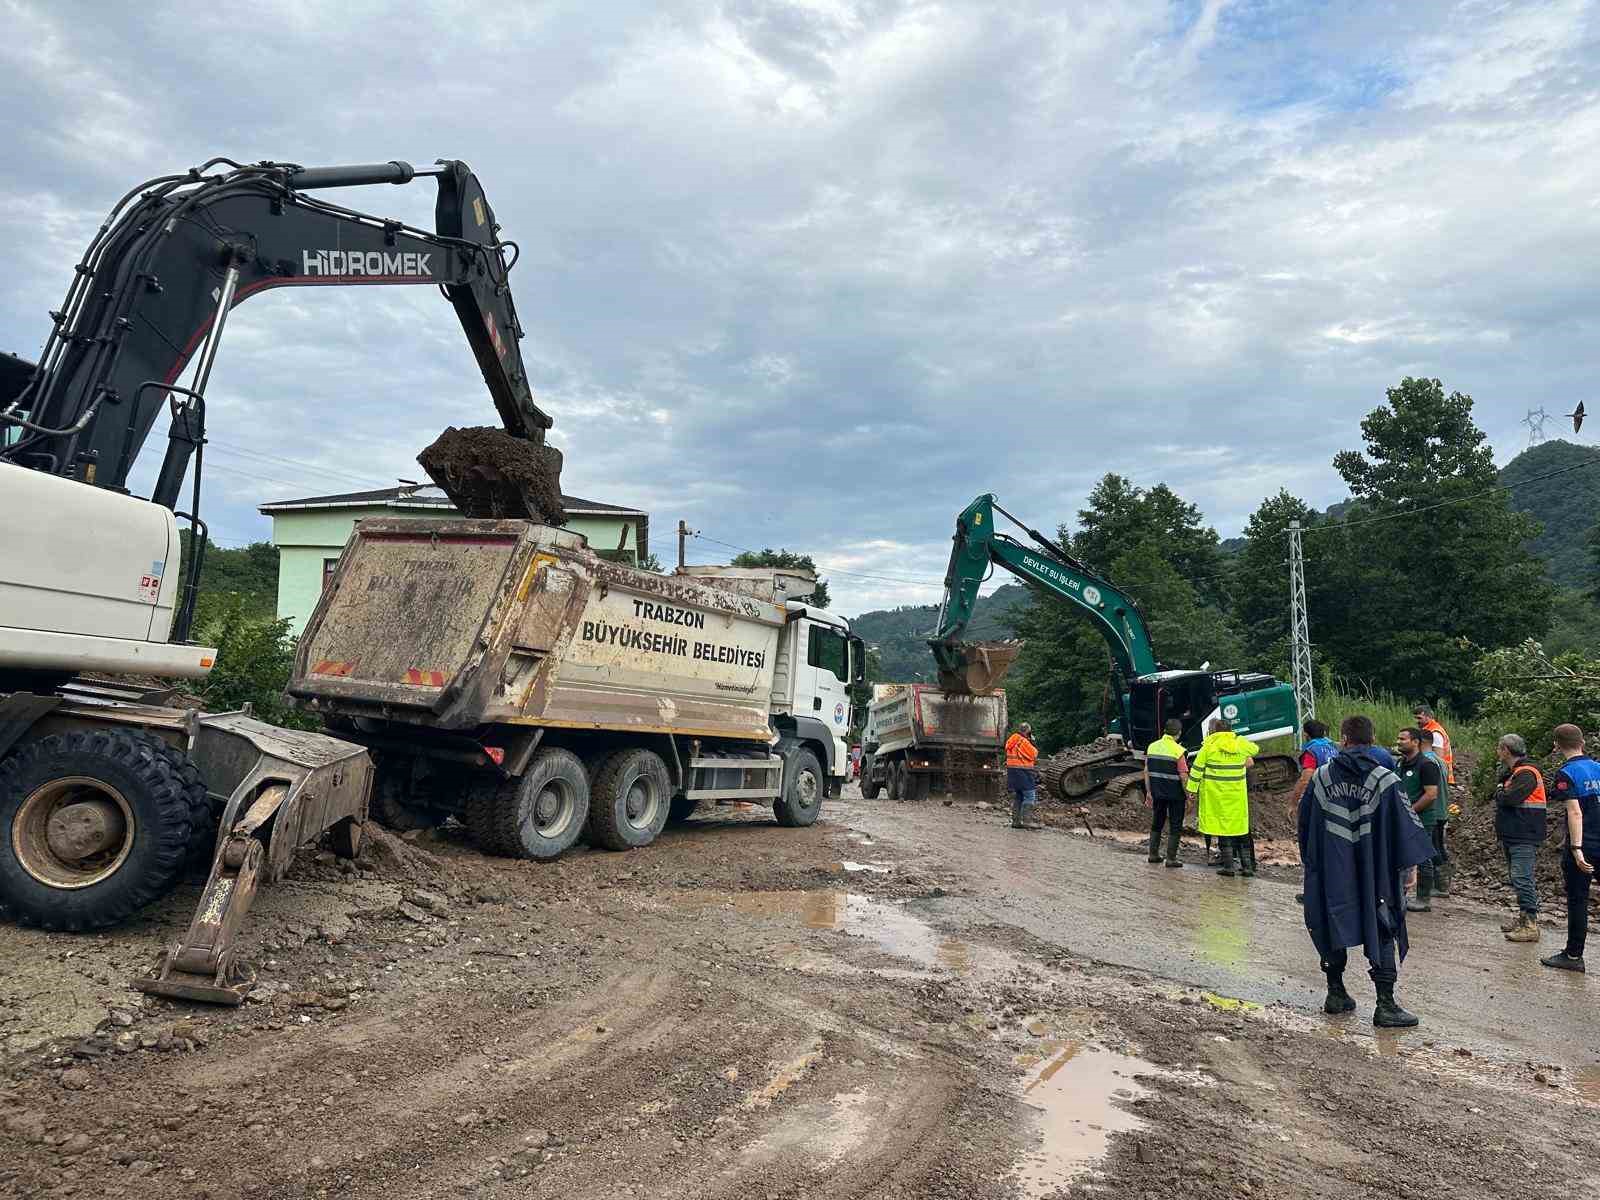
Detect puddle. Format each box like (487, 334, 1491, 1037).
(1015, 1043, 1156, 1195)
(840, 860, 893, 874)
(1576, 1066, 1600, 1102)
(684, 890, 971, 973)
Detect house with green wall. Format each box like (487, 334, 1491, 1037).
(259, 486, 650, 635)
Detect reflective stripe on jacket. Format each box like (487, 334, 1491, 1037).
(1144, 734, 1187, 804)
(1187, 731, 1258, 837)
(1005, 733, 1038, 769)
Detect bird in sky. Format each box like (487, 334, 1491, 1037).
(1568, 401, 1585, 434)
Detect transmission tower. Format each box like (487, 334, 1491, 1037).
(1288, 520, 1315, 726)
(1523, 406, 1551, 448)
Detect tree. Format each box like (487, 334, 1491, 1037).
(1588, 522, 1600, 604)
(1316, 377, 1552, 706)
(174, 532, 280, 623)
(189, 597, 313, 729)
(728, 548, 831, 609)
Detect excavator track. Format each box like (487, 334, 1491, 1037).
(1039, 737, 1129, 800)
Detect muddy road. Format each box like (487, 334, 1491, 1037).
(2, 792, 1598, 1200)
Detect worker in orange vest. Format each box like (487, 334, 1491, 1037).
(1005, 722, 1041, 830)
(1412, 705, 1457, 893)
(1494, 733, 1547, 943)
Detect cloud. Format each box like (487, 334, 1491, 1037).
(4, 0, 1598, 619)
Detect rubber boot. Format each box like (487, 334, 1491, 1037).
(1165, 821, 1183, 867)
(1433, 862, 1452, 896)
(1406, 872, 1432, 913)
(1239, 837, 1256, 878)
(1323, 973, 1356, 1015)
(1373, 983, 1419, 1028)
(1504, 913, 1540, 943)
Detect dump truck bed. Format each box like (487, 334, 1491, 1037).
(867, 683, 1006, 756)
(291, 518, 787, 743)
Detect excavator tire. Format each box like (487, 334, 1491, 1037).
(149, 739, 218, 867)
(0, 730, 196, 930)
(588, 748, 672, 850)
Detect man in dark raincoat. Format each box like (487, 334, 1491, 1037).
(1299, 714, 1437, 1027)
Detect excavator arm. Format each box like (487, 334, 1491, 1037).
(1, 158, 549, 506)
(929, 494, 1160, 692)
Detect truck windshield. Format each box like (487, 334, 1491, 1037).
(807, 626, 848, 682)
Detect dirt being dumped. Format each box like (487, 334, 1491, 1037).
(418, 425, 566, 523)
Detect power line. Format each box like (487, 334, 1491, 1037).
(689, 532, 945, 587)
(207, 439, 397, 491)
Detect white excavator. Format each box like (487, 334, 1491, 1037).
(0, 157, 557, 1002)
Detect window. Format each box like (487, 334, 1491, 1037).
(322, 557, 340, 591)
(807, 626, 848, 682)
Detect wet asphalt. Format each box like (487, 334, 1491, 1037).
(833, 795, 1597, 1070)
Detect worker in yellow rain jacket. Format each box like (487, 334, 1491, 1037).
(1187, 717, 1259, 878)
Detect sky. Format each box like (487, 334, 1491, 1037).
(3, 0, 1598, 616)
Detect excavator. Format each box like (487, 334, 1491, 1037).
(928, 494, 1301, 799)
(0, 157, 555, 1002)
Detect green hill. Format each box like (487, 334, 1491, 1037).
(848, 584, 1028, 682)
(1498, 439, 1600, 580)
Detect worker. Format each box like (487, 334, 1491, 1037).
(1419, 729, 1453, 895)
(1493, 733, 1547, 944)
(1541, 724, 1597, 972)
(1143, 718, 1190, 868)
(1187, 717, 1258, 877)
(1005, 722, 1041, 831)
(1291, 718, 1339, 905)
(1300, 714, 1435, 1027)
(1395, 727, 1445, 912)
(1413, 704, 1456, 891)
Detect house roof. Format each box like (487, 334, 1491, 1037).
(259, 484, 646, 517)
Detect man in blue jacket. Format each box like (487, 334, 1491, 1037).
(1299, 714, 1437, 1027)
(1542, 723, 1599, 972)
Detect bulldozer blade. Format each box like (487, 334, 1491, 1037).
(937, 641, 1023, 694)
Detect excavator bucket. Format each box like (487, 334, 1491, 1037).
(418, 425, 566, 524)
(936, 640, 1023, 695)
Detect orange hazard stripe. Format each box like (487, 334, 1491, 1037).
(403, 668, 447, 687)
(312, 660, 354, 677)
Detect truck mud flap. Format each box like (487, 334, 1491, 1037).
(133, 713, 372, 1005)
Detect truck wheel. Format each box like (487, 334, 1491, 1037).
(886, 760, 903, 802)
(0, 730, 197, 930)
(667, 793, 700, 825)
(861, 757, 882, 800)
(589, 749, 672, 850)
(368, 756, 444, 831)
(477, 748, 590, 860)
(903, 770, 930, 802)
(775, 750, 824, 828)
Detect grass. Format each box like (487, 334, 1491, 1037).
(1312, 683, 1490, 753)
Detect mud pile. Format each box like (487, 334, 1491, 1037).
(418, 425, 566, 523)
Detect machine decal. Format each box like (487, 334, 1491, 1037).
(299, 249, 434, 277)
(834, 702, 846, 726)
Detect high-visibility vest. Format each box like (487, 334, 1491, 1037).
(1005, 733, 1038, 769)
(1145, 735, 1186, 804)
(1496, 761, 1548, 845)
(1420, 718, 1455, 784)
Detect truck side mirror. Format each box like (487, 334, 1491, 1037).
(849, 635, 866, 683)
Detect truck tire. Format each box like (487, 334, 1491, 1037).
(588, 748, 672, 850)
(903, 769, 930, 803)
(368, 755, 447, 831)
(0, 730, 198, 930)
(886, 759, 903, 802)
(775, 750, 823, 828)
(861, 756, 882, 800)
(667, 793, 700, 825)
(474, 748, 590, 860)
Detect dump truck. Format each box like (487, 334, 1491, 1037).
(289, 519, 865, 857)
(859, 683, 1006, 801)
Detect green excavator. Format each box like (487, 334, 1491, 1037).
(929, 494, 1301, 799)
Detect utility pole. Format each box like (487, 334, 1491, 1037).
(677, 520, 695, 571)
(1288, 520, 1315, 727)
(1523, 406, 1551, 449)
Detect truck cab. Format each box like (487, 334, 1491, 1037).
(771, 602, 863, 783)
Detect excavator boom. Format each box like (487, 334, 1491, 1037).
(929, 494, 1160, 692)
(0, 158, 551, 509)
